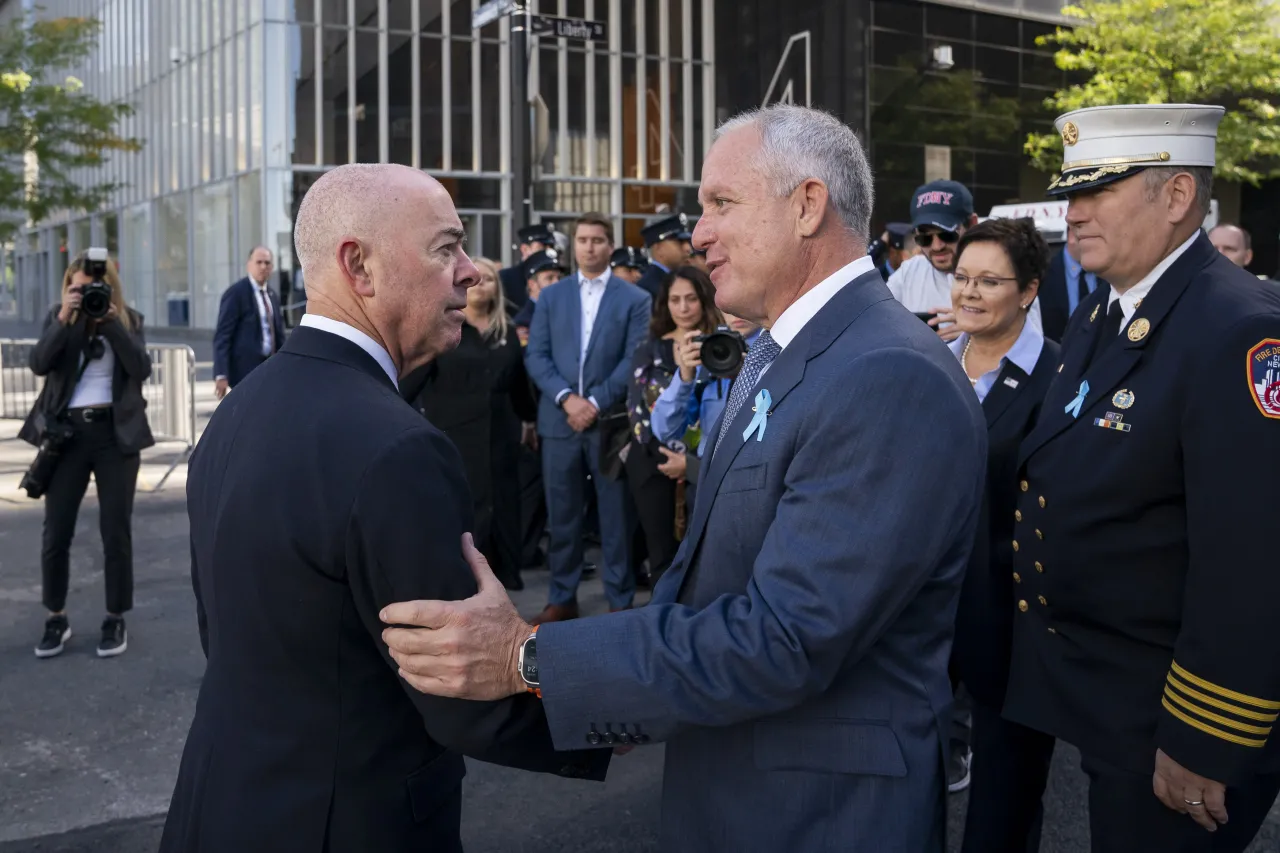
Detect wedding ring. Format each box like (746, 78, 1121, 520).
(1183, 799, 1204, 807)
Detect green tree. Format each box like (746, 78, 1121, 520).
(0, 14, 141, 240)
(1024, 0, 1280, 185)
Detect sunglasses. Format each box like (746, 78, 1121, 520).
(914, 229, 960, 247)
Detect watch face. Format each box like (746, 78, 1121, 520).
(521, 638, 539, 685)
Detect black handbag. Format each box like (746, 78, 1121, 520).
(19, 342, 94, 499)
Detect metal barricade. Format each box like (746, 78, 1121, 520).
(0, 337, 197, 492)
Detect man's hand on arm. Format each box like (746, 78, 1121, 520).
(382, 533, 531, 701)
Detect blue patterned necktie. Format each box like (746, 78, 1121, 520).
(715, 329, 782, 452)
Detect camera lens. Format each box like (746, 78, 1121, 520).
(698, 328, 746, 377)
(80, 282, 112, 319)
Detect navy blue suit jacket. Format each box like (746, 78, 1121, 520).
(162, 326, 605, 853)
(213, 277, 286, 386)
(536, 269, 988, 851)
(524, 274, 651, 438)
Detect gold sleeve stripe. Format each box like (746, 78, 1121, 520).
(1168, 674, 1280, 723)
(1162, 698, 1268, 748)
(1170, 662, 1280, 711)
(1163, 688, 1273, 735)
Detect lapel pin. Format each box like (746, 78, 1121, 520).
(1093, 413, 1132, 432)
(1127, 318, 1151, 341)
(1089, 305, 1099, 323)
(1003, 377, 1020, 389)
(743, 389, 772, 442)
(1065, 380, 1089, 419)
(1112, 389, 1135, 409)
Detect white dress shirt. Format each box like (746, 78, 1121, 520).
(886, 253, 1043, 335)
(1105, 231, 1198, 333)
(554, 268, 611, 409)
(299, 314, 399, 390)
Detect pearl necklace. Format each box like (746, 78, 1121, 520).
(960, 337, 979, 385)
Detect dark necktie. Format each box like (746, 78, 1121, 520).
(259, 287, 275, 352)
(714, 330, 782, 453)
(1086, 299, 1124, 371)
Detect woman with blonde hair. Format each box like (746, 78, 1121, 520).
(20, 251, 154, 659)
(403, 256, 536, 590)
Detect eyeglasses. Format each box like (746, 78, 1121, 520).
(914, 229, 960, 247)
(953, 273, 1020, 292)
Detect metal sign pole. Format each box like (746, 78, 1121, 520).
(510, 5, 532, 236)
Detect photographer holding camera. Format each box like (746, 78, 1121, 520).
(19, 250, 154, 659)
(649, 309, 761, 510)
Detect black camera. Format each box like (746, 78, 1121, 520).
(692, 325, 748, 378)
(79, 247, 112, 319)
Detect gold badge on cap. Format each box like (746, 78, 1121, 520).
(1062, 121, 1079, 146)
(1089, 305, 1099, 322)
(1127, 318, 1151, 342)
(1112, 389, 1135, 409)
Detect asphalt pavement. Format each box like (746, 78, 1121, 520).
(0, 407, 1275, 852)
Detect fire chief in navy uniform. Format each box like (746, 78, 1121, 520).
(379, 105, 987, 852)
(1003, 104, 1280, 852)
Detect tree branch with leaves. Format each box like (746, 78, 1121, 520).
(0, 14, 141, 241)
(1024, 0, 1280, 185)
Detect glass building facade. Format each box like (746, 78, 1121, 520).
(12, 0, 716, 331)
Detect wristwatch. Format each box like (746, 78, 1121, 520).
(518, 626, 540, 698)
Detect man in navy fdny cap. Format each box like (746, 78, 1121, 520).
(1000, 103, 1280, 853)
(499, 223, 556, 312)
(634, 213, 692, 299)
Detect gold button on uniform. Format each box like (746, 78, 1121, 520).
(1035, 529, 1043, 539)
(1038, 595, 1047, 606)
(1021, 480, 1029, 492)
(1013, 572, 1022, 583)
(1018, 600, 1029, 612)
(1015, 510, 1022, 522)
(1038, 496, 1046, 508)
(1012, 540, 1020, 552)
(1035, 561, 1043, 573)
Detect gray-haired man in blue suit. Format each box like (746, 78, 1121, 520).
(381, 105, 988, 852)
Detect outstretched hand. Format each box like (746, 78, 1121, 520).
(380, 533, 532, 700)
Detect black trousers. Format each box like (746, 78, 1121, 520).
(518, 444, 546, 569)
(624, 445, 680, 585)
(41, 414, 140, 615)
(1081, 753, 1280, 853)
(960, 699, 1055, 853)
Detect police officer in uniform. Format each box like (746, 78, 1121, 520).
(500, 223, 556, 312)
(634, 213, 692, 299)
(1004, 104, 1280, 852)
(609, 246, 648, 286)
(511, 248, 569, 338)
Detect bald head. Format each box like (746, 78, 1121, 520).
(1208, 224, 1253, 268)
(293, 163, 479, 375)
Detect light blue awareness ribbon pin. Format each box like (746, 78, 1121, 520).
(1064, 380, 1089, 419)
(742, 389, 771, 442)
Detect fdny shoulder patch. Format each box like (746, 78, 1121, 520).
(1248, 338, 1280, 419)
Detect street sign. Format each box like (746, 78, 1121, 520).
(529, 14, 607, 41)
(472, 0, 517, 30)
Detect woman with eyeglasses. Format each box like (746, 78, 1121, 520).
(20, 252, 154, 659)
(947, 218, 1063, 853)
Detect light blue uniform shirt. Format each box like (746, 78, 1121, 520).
(949, 319, 1045, 404)
(1063, 247, 1098, 318)
(651, 327, 762, 457)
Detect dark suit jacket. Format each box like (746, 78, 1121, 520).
(20, 306, 154, 454)
(161, 325, 606, 853)
(633, 263, 667, 299)
(499, 264, 528, 311)
(537, 270, 988, 851)
(1039, 249, 1109, 344)
(951, 336, 1061, 709)
(212, 277, 286, 386)
(524, 274, 652, 439)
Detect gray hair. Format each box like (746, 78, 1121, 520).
(1143, 166, 1213, 218)
(714, 105, 874, 240)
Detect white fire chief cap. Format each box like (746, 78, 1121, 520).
(1046, 103, 1226, 196)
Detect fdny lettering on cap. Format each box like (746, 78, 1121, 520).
(916, 191, 955, 208)
(1248, 338, 1280, 419)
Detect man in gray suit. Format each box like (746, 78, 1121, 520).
(380, 105, 987, 852)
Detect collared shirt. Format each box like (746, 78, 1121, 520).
(948, 318, 1045, 404)
(651, 327, 763, 457)
(251, 279, 276, 357)
(887, 253, 1044, 335)
(299, 313, 399, 390)
(1105, 231, 1199, 333)
(1063, 248, 1098, 318)
(650, 260, 670, 275)
(578, 268, 611, 362)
